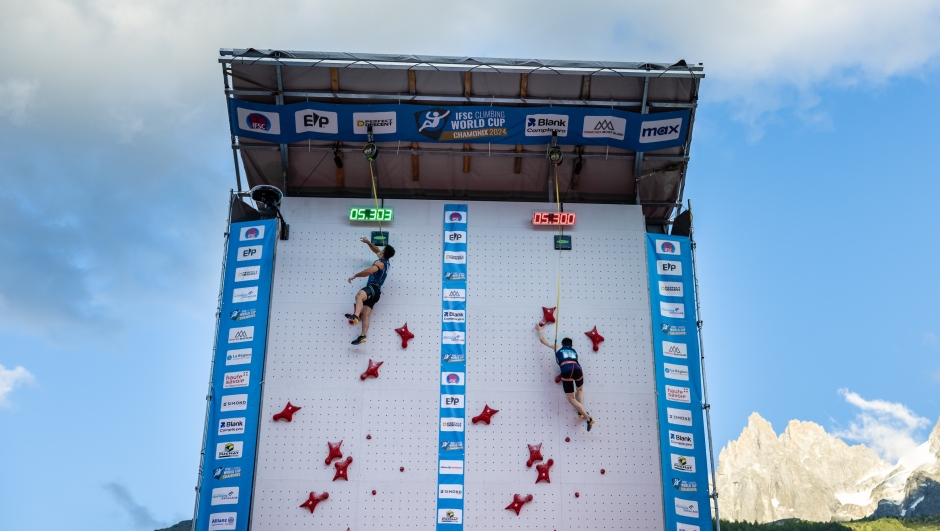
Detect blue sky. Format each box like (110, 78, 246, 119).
(1, 1, 939, 529)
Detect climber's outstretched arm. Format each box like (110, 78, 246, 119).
(535, 324, 557, 351)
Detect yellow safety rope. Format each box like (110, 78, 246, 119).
(553, 165, 562, 349)
(368, 159, 383, 238)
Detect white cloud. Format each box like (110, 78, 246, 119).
(0, 364, 35, 407)
(834, 388, 929, 462)
(0, 80, 38, 125)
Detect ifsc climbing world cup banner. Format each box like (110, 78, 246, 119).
(196, 219, 278, 531)
(646, 234, 713, 531)
(438, 204, 468, 530)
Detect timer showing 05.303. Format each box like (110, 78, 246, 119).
(532, 212, 576, 226)
(349, 207, 394, 222)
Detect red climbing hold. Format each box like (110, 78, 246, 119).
(565, 437, 570, 442)
(600, 468, 606, 474)
(505, 494, 534, 515)
(325, 441, 343, 465)
(526, 443, 544, 467)
(360, 359, 384, 380)
(535, 459, 554, 484)
(539, 307, 556, 326)
(471, 405, 499, 425)
(585, 326, 605, 351)
(394, 323, 415, 348)
(273, 401, 302, 422)
(366, 434, 372, 440)
(299, 491, 329, 513)
(399, 466, 405, 472)
(554, 374, 562, 384)
(372, 490, 377, 495)
(575, 492, 580, 498)
(333, 456, 353, 481)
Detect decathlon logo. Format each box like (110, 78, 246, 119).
(218, 418, 246, 436)
(658, 281, 684, 297)
(657, 260, 682, 276)
(236, 108, 280, 135)
(438, 508, 463, 524)
(439, 484, 463, 499)
(295, 109, 338, 134)
(667, 407, 693, 426)
(439, 460, 464, 475)
(220, 394, 248, 412)
(440, 417, 465, 432)
(445, 210, 466, 223)
(666, 385, 691, 403)
(660, 301, 685, 319)
(656, 239, 680, 255)
(237, 245, 262, 261)
(441, 372, 465, 385)
(227, 326, 254, 343)
(444, 231, 466, 243)
(640, 117, 682, 143)
(582, 115, 626, 140)
(443, 288, 466, 302)
(674, 498, 699, 518)
(210, 487, 239, 506)
(215, 441, 243, 460)
(664, 363, 690, 381)
(442, 310, 465, 323)
(663, 341, 688, 359)
(669, 430, 694, 449)
(208, 512, 237, 531)
(415, 108, 451, 140)
(444, 251, 466, 264)
(223, 371, 250, 389)
(239, 226, 264, 241)
(525, 114, 569, 136)
(353, 111, 396, 134)
(441, 394, 464, 408)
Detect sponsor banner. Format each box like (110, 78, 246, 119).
(228, 99, 691, 151)
(197, 219, 277, 531)
(437, 204, 467, 531)
(647, 234, 712, 531)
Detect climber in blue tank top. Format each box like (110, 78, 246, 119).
(536, 324, 595, 431)
(345, 236, 396, 345)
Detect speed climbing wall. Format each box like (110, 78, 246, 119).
(249, 197, 663, 530)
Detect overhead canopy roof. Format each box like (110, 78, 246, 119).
(219, 49, 703, 224)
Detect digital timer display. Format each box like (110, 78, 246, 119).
(349, 207, 394, 222)
(532, 212, 576, 226)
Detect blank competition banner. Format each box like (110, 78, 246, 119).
(227, 99, 691, 151)
(437, 204, 468, 529)
(195, 219, 278, 531)
(646, 234, 713, 531)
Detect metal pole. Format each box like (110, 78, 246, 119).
(190, 191, 235, 531)
(634, 76, 649, 205)
(221, 65, 243, 193)
(688, 202, 720, 531)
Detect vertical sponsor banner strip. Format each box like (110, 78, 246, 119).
(647, 234, 713, 531)
(196, 219, 278, 531)
(437, 205, 468, 530)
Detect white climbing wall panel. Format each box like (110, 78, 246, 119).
(250, 197, 663, 531)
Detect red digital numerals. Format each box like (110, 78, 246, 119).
(532, 212, 576, 226)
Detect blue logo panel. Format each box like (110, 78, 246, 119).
(195, 219, 278, 531)
(437, 204, 467, 530)
(646, 234, 713, 531)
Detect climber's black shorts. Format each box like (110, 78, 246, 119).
(559, 363, 584, 394)
(361, 284, 381, 308)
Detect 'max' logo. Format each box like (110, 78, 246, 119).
(640, 117, 682, 143)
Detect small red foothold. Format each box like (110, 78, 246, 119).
(585, 326, 605, 351)
(400, 466, 404, 472)
(333, 456, 353, 481)
(535, 459, 554, 483)
(526, 443, 544, 467)
(505, 493, 534, 515)
(273, 401, 302, 422)
(372, 490, 377, 495)
(575, 492, 580, 498)
(472, 404, 499, 425)
(299, 491, 329, 513)
(554, 375, 562, 384)
(360, 359, 384, 380)
(394, 323, 415, 348)
(600, 468, 606, 474)
(366, 434, 372, 440)
(565, 437, 570, 442)
(539, 307, 556, 327)
(325, 441, 343, 465)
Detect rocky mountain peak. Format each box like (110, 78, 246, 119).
(929, 416, 940, 457)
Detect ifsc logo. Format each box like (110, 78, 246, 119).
(444, 210, 466, 223)
(442, 372, 465, 385)
(236, 108, 280, 135)
(240, 225, 264, 241)
(655, 239, 681, 255)
(415, 108, 452, 140)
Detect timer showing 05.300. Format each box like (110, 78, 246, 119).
(349, 207, 394, 222)
(532, 212, 576, 226)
